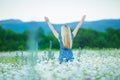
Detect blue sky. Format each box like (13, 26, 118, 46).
(0, 0, 120, 23)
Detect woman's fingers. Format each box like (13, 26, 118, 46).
(81, 15, 86, 22)
(83, 15, 86, 20)
(44, 16, 49, 22)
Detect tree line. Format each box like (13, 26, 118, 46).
(0, 26, 120, 51)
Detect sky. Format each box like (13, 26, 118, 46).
(0, 0, 120, 23)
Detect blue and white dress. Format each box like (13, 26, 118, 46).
(58, 32, 74, 64)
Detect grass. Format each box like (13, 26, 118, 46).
(0, 49, 120, 64)
(0, 56, 22, 65)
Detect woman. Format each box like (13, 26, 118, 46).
(45, 15, 86, 64)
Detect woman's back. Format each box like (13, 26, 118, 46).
(58, 32, 74, 64)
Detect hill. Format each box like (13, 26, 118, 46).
(0, 19, 120, 34)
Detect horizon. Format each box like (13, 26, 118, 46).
(0, 18, 120, 24)
(0, 0, 120, 23)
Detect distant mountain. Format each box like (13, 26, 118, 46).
(0, 19, 23, 24)
(0, 19, 120, 34)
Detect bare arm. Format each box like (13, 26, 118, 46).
(44, 17, 58, 39)
(72, 15, 86, 37)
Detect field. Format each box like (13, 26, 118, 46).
(0, 49, 120, 80)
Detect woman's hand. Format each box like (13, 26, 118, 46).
(81, 15, 86, 22)
(72, 15, 86, 37)
(44, 16, 58, 39)
(44, 16, 49, 22)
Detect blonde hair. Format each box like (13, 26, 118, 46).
(61, 25, 72, 49)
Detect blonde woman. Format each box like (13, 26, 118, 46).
(45, 15, 86, 64)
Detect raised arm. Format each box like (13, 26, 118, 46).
(72, 15, 86, 37)
(44, 17, 58, 39)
